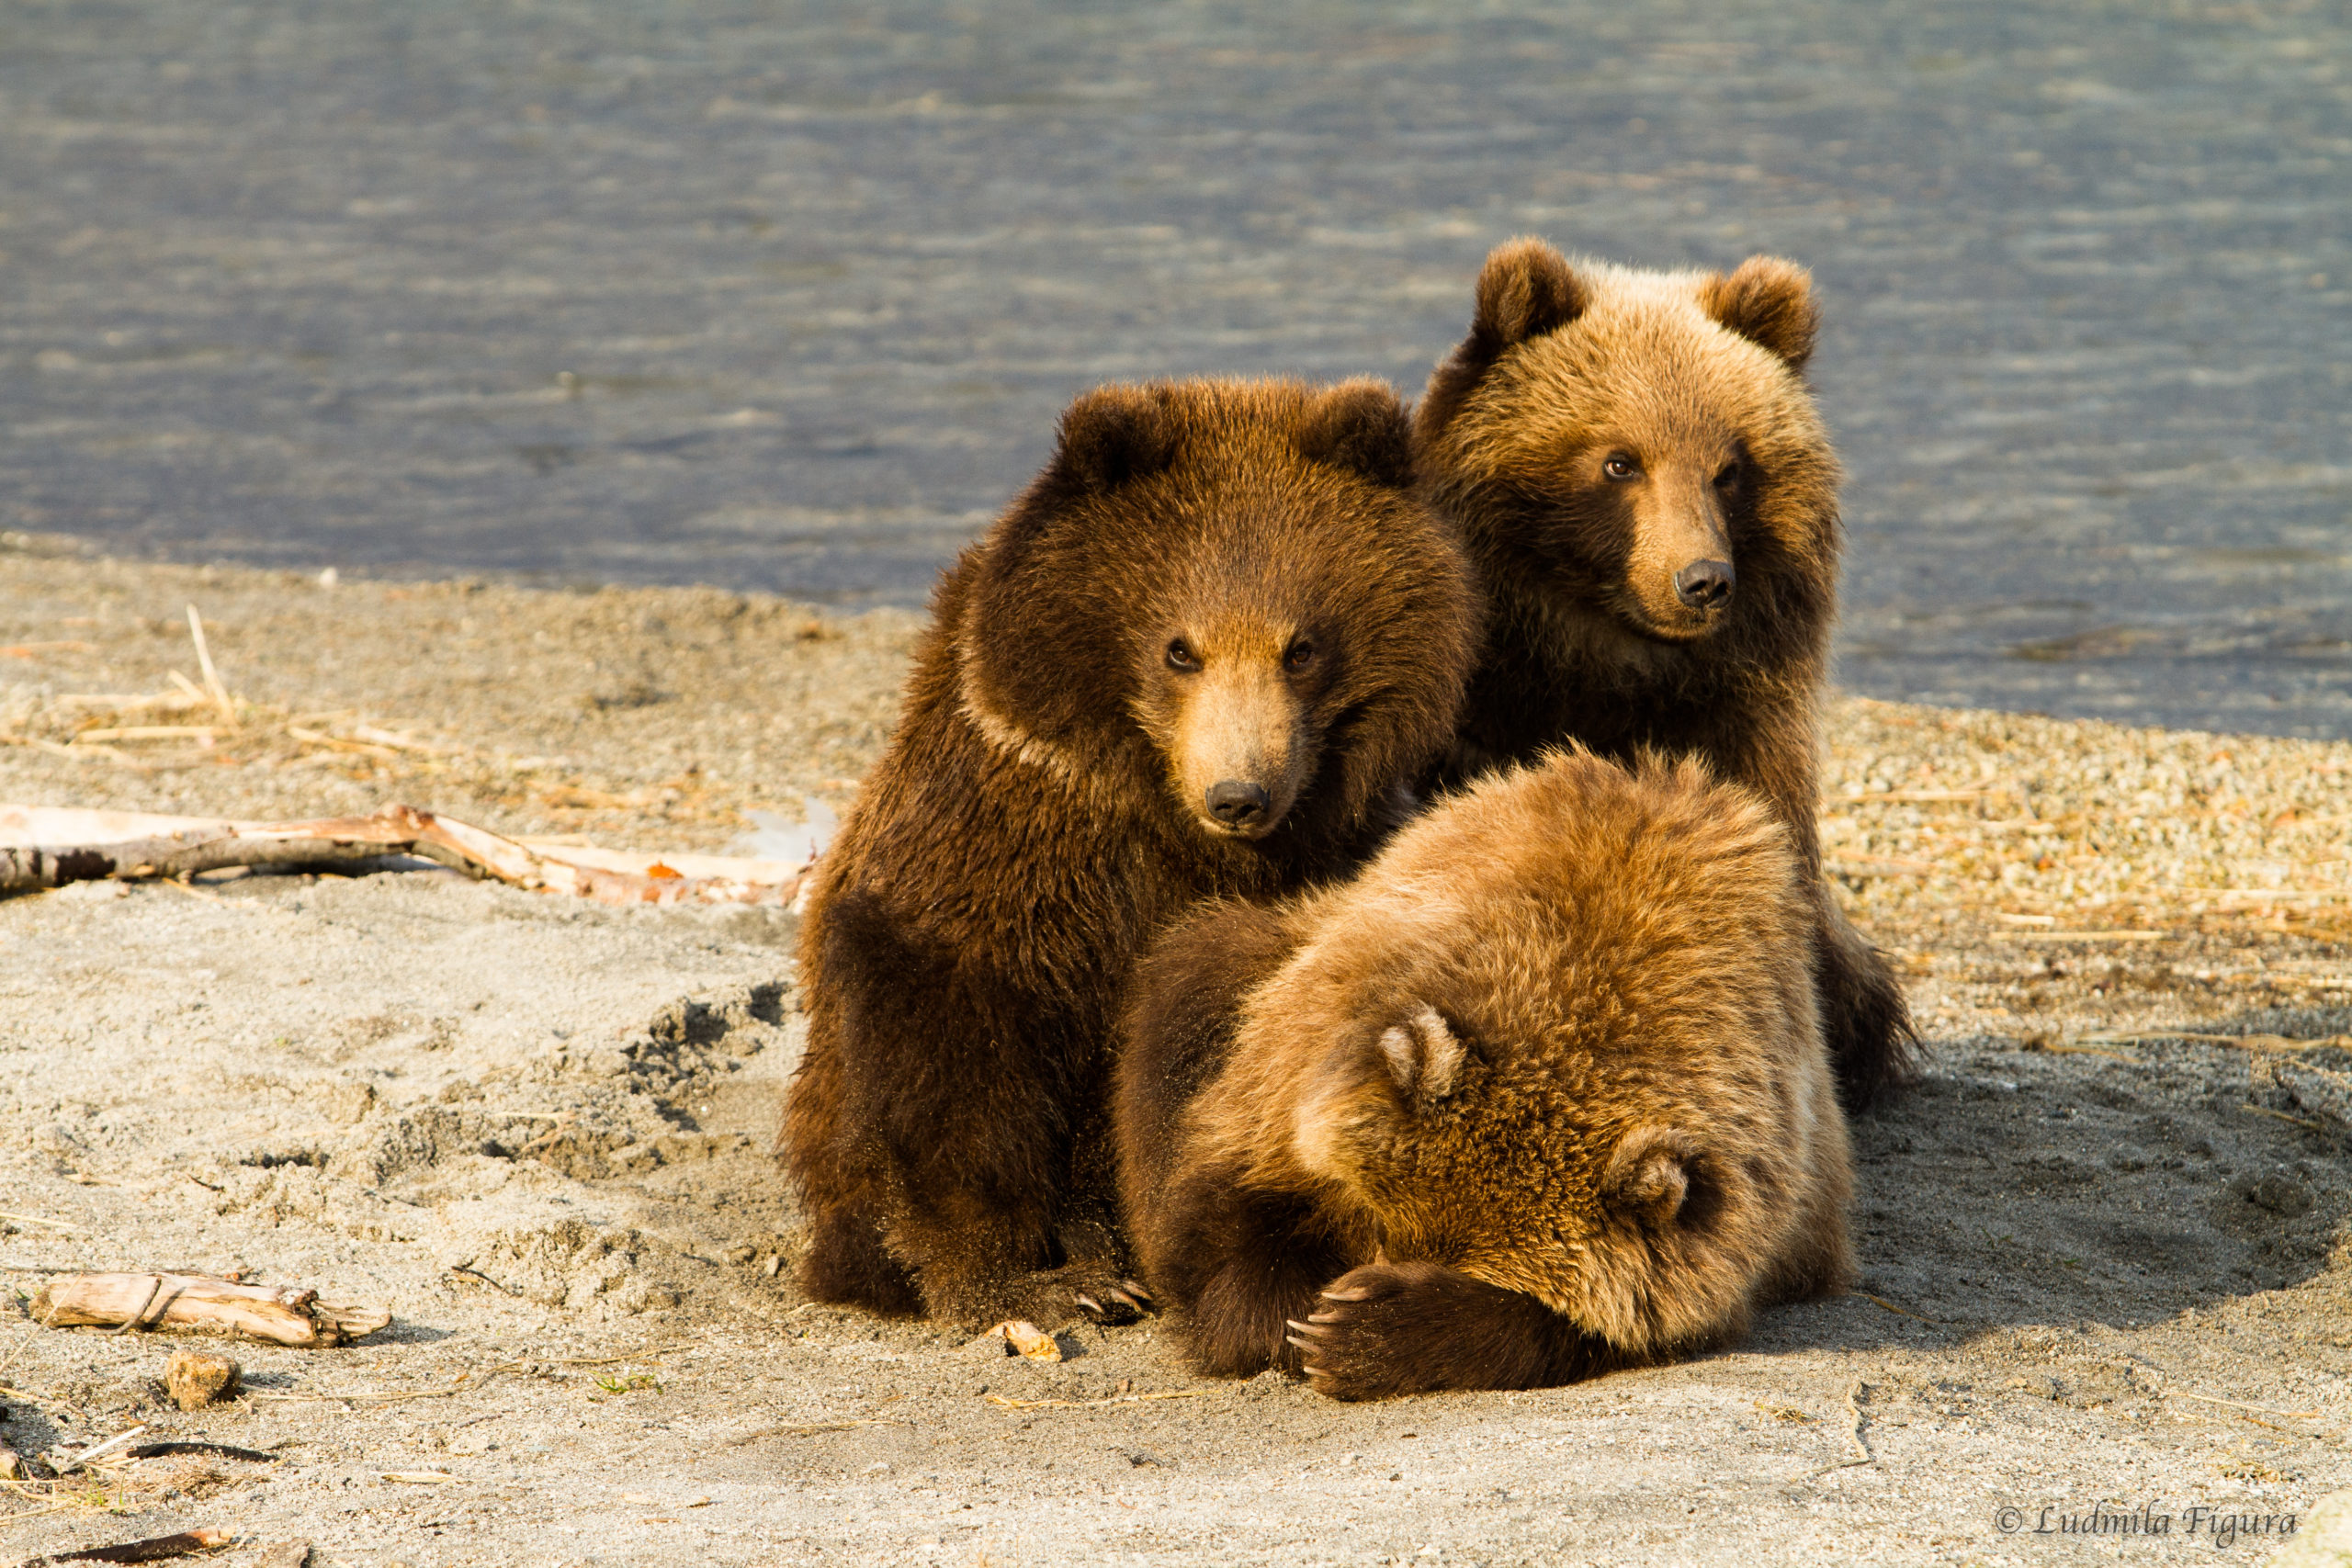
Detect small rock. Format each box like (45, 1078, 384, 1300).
(2245, 1173, 2315, 1216)
(164, 1348, 243, 1411)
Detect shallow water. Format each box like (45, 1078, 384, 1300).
(3, 1, 2346, 738)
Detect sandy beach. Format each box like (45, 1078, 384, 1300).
(3, 535, 2349, 1565)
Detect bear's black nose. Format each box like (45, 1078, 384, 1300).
(1674, 558, 1736, 611)
(1205, 780, 1272, 828)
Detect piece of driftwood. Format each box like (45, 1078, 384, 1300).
(0, 805, 811, 907)
(28, 1273, 390, 1348)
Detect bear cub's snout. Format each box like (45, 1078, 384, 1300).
(1673, 558, 1735, 611)
(1158, 621, 1322, 840)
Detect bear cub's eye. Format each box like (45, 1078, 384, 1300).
(1283, 638, 1317, 672)
(1713, 463, 1741, 491)
(1601, 453, 1640, 480)
(1166, 638, 1201, 672)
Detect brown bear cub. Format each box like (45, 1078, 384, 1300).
(1413, 239, 1914, 1109)
(784, 378, 1477, 1331)
(1116, 747, 1852, 1400)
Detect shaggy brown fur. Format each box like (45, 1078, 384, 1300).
(1117, 748, 1852, 1400)
(1414, 239, 1916, 1109)
(783, 378, 1477, 1330)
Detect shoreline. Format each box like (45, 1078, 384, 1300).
(6, 535, 2348, 961)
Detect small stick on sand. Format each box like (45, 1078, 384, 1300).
(54, 1425, 149, 1473)
(2163, 1390, 2322, 1421)
(0, 1297, 66, 1382)
(0, 1213, 81, 1232)
(1801, 1381, 1874, 1479)
(2242, 1103, 2326, 1132)
(1854, 1292, 1937, 1325)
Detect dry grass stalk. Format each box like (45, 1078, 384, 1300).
(2241, 1104, 2326, 1132)
(182, 606, 235, 730)
(1799, 1381, 1876, 1479)
(54, 1427, 148, 1474)
(1854, 1292, 1936, 1325)
(2078, 1031, 2351, 1054)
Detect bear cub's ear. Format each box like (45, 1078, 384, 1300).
(1417, 239, 1591, 443)
(1295, 379, 1411, 489)
(1698, 255, 1818, 371)
(1600, 1125, 1706, 1232)
(1376, 1004, 1467, 1105)
(1472, 238, 1590, 349)
(1051, 383, 1179, 493)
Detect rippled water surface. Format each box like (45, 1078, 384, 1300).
(4, 1, 2347, 737)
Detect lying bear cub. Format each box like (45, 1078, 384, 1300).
(1115, 747, 1852, 1399)
(784, 378, 1477, 1330)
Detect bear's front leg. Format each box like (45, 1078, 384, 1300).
(1285, 1260, 1610, 1401)
(1138, 1184, 1349, 1378)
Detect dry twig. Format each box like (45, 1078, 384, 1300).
(0, 805, 809, 907)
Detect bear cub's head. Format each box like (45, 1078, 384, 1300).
(1209, 749, 1849, 1355)
(1416, 239, 1840, 654)
(957, 378, 1476, 849)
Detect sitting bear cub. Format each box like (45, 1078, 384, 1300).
(1413, 239, 1914, 1108)
(783, 378, 1477, 1330)
(1116, 747, 1852, 1399)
